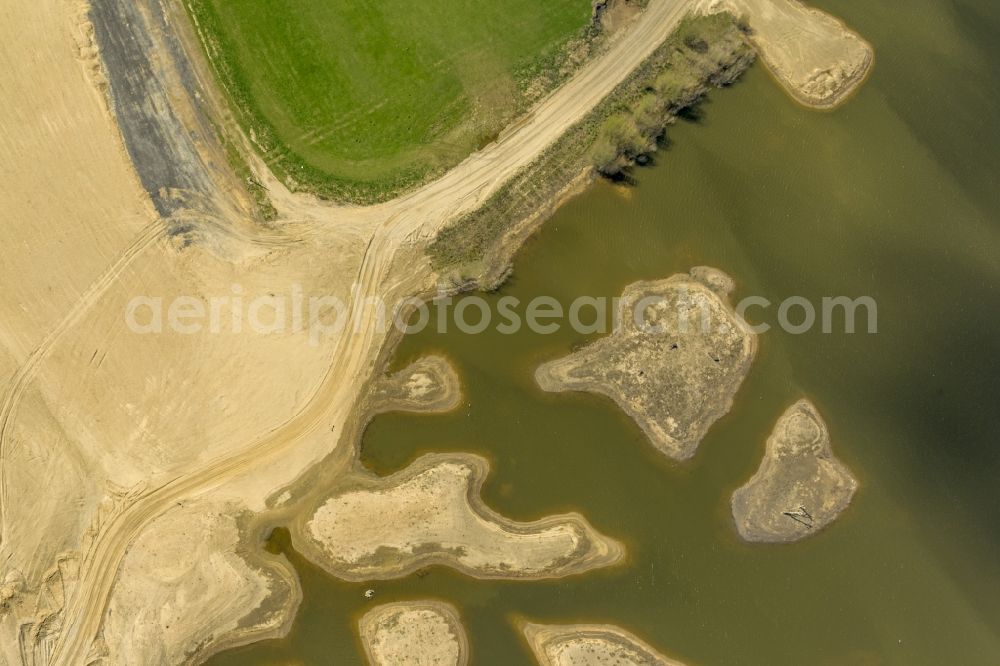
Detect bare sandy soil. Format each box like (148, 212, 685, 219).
(101, 499, 298, 664)
(359, 601, 469, 666)
(702, 0, 873, 108)
(0, 0, 871, 662)
(536, 268, 757, 461)
(731, 399, 858, 542)
(521, 622, 686, 666)
(0, 0, 151, 587)
(301, 454, 623, 581)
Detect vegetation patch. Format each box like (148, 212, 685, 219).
(428, 12, 755, 281)
(216, 123, 277, 222)
(185, 0, 596, 204)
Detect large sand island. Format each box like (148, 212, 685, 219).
(301, 454, 623, 581)
(522, 622, 686, 666)
(359, 600, 469, 666)
(732, 400, 858, 542)
(536, 268, 756, 461)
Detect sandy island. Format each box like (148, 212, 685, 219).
(301, 453, 623, 581)
(359, 600, 469, 666)
(702, 0, 874, 108)
(732, 399, 858, 542)
(522, 622, 685, 666)
(536, 267, 756, 461)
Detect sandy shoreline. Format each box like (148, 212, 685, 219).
(521, 621, 686, 665)
(101, 500, 301, 665)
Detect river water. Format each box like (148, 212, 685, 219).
(209, 0, 1000, 663)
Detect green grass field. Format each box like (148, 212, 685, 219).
(188, 0, 593, 202)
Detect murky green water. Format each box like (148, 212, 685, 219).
(210, 0, 1000, 663)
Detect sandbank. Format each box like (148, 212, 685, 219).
(371, 356, 463, 416)
(731, 399, 858, 542)
(301, 454, 623, 581)
(702, 0, 873, 108)
(521, 622, 685, 666)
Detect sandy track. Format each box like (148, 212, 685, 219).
(45, 1, 701, 663)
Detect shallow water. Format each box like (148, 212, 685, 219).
(209, 0, 1000, 663)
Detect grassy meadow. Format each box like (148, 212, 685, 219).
(187, 0, 593, 202)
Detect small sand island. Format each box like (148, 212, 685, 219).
(522, 622, 685, 666)
(732, 400, 858, 542)
(371, 355, 462, 415)
(359, 601, 469, 666)
(536, 267, 756, 461)
(302, 454, 622, 581)
(702, 0, 874, 108)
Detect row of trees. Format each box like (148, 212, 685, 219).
(590, 61, 701, 177)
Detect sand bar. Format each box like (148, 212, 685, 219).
(522, 622, 686, 666)
(702, 0, 873, 108)
(371, 356, 463, 416)
(302, 454, 623, 581)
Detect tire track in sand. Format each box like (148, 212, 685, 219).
(0, 219, 162, 545)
